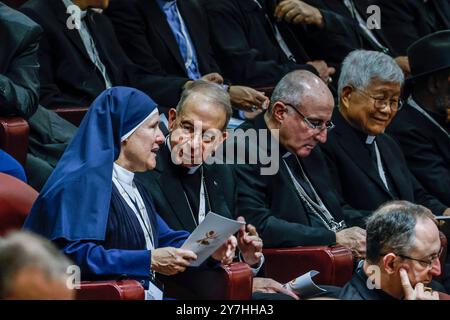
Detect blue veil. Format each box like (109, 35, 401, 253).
(24, 87, 159, 241)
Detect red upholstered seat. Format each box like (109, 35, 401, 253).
(0, 173, 37, 236)
(2, 0, 28, 8)
(263, 246, 354, 287)
(53, 107, 89, 127)
(76, 280, 145, 300)
(438, 231, 448, 281)
(0, 117, 29, 166)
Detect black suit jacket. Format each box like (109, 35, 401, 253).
(105, 0, 220, 79)
(303, 0, 395, 56)
(135, 143, 236, 233)
(200, 0, 323, 87)
(375, 0, 450, 56)
(232, 113, 353, 248)
(321, 109, 447, 220)
(338, 266, 398, 300)
(0, 2, 41, 118)
(387, 102, 450, 207)
(20, 0, 189, 110)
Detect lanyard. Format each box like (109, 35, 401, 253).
(342, 0, 389, 53)
(113, 176, 155, 250)
(252, 0, 297, 62)
(373, 141, 390, 191)
(183, 166, 212, 226)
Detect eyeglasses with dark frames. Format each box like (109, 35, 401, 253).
(380, 247, 443, 270)
(353, 87, 403, 111)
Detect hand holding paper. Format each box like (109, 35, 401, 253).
(150, 247, 197, 276)
(181, 212, 245, 266)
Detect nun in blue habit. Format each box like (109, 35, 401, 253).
(24, 87, 236, 291)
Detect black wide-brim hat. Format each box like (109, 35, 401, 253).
(406, 30, 450, 83)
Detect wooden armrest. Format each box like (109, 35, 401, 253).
(161, 262, 253, 300)
(53, 107, 89, 127)
(263, 245, 354, 287)
(253, 86, 275, 97)
(0, 117, 29, 166)
(76, 280, 145, 300)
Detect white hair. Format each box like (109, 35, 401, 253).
(338, 50, 404, 101)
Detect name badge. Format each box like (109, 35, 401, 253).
(145, 278, 164, 300)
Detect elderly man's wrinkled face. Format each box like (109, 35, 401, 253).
(341, 79, 402, 136)
(119, 113, 165, 172)
(168, 97, 228, 168)
(278, 93, 334, 158)
(393, 218, 442, 290)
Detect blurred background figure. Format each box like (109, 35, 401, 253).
(0, 231, 74, 300)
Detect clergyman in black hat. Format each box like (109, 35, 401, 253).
(387, 30, 450, 208)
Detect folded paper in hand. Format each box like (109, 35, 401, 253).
(181, 212, 245, 267)
(284, 270, 327, 298)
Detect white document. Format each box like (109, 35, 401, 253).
(284, 270, 327, 298)
(181, 212, 245, 267)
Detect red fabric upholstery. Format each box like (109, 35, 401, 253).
(439, 292, 450, 300)
(438, 231, 447, 281)
(3, 0, 28, 8)
(0, 117, 29, 166)
(53, 107, 89, 127)
(263, 246, 354, 287)
(162, 261, 253, 300)
(76, 280, 145, 300)
(254, 86, 275, 97)
(0, 173, 37, 236)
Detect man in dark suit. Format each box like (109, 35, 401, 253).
(0, 2, 77, 190)
(339, 201, 442, 300)
(301, 0, 410, 75)
(136, 80, 300, 300)
(104, 0, 268, 114)
(387, 31, 450, 207)
(321, 50, 449, 227)
(0, 1, 40, 119)
(232, 70, 366, 258)
(200, 0, 341, 87)
(19, 0, 202, 111)
(376, 0, 450, 56)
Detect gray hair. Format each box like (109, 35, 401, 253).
(177, 80, 232, 130)
(366, 201, 435, 264)
(269, 70, 318, 113)
(0, 231, 72, 299)
(338, 50, 404, 101)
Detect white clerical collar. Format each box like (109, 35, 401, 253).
(62, 0, 87, 19)
(113, 163, 135, 186)
(365, 135, 376, 145)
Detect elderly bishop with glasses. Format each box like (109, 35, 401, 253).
(233, 70, 366, 258)
(321, 50, 450, 229)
